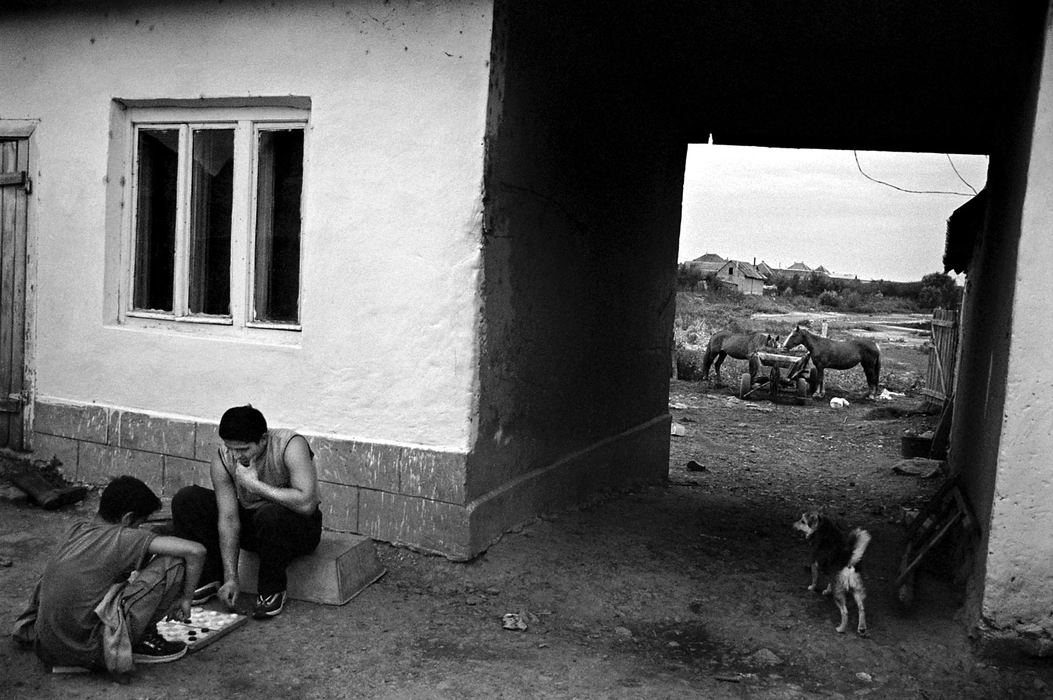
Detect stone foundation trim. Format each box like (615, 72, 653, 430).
(31, 399, 673, 560)
(32, 399, 468, 503)
(312, 438, 467, 503)
(358, 488, 471, 559)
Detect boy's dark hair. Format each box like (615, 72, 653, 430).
(218, 404, 268, 443)
(99, 475, 161, 523)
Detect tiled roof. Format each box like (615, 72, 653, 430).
(723, 260, 766, 281)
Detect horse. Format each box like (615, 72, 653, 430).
(782, 324, 881, 399)
(701, 331, 778, 381)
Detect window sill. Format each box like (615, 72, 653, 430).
(111, 314, 302, 348)
(127, 311, 234, 326)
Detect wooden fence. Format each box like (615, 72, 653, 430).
(921, 308, 959, 408)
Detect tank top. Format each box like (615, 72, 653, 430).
(219, 428, 314, 510)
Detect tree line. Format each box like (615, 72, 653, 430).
(676, 264, 962, 311)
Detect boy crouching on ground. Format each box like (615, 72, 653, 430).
(11, 475, 205, 674)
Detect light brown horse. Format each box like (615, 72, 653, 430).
(702, 331, 778, 381)
(782, 324, 881, 399)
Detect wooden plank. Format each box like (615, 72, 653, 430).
(0, 172, 26, 188)
(895, 510, 962, 586)
(10, 140, 27, 448)
(0, 141, 14, 446)
(753, 351, 805, 369)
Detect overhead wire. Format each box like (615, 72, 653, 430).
(945, 153, 979, 195)
(852, 151, 976, 197)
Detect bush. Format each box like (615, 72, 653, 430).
(675, 348, 707, 381)
(818, 290, 840, 308)
(676, 263, 705, 291)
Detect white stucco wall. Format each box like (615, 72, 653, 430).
(982, 15, 1053, 630)
(0, 0, 491, 450)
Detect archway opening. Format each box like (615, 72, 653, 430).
(666, 142, 988, 641)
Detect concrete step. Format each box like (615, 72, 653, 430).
(238, 532, 386, 606)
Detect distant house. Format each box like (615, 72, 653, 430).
(756, 260, 776, 279)
(684, 252, 726, 275)
(716, 260, 766, 295)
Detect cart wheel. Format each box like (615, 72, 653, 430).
(796, 378, 809, 405)
(769, 366, 781, 400)
(739, 372, 752, 399)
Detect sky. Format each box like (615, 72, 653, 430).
(678, 146, 989, 282)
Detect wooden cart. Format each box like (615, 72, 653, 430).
(738, 351, 814, 405)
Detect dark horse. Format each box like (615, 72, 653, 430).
(702, 331, 778, 381)
(782, 324, 881, 399)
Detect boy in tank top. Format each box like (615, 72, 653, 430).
(172, 405, 321, 619)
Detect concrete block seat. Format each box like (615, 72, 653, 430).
(238, 532, 386, 605)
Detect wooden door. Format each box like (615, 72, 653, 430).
(0, 139, 29, 449)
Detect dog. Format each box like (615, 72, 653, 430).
(793, 511, 871, 636)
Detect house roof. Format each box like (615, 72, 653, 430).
(786, 262, 812, 272)
(722, 260, 766, 281)
(684, 252, 726, 273)
(945, 188, 986, 274)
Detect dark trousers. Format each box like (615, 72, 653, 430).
(171, 485, 322, 596)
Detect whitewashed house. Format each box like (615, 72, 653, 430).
(4, 0, 1053, 654)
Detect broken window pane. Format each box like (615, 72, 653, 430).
(254, 129, 303, 324)
(188, 129, 234, 315)
(133, 129, 178, 312)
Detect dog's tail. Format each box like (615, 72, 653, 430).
(848, 528, 871, 567)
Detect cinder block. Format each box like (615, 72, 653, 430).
(79, 443, 164, 492)
(318, 481, 360, 532)
(163, 456, 212, 496)
(358, 489, 469, 558)
(238, 532, 385, 605)
(34, 401, 109, 443)
(117, 411, 197, 459)
(30, 433, 79, 478)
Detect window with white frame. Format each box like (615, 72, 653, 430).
(126, 104, 307, 329)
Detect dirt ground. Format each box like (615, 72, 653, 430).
(3, 349, 1053, 698)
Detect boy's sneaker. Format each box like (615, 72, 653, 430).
(252, 591, 286, 620)
(132, 628, 187, 664)
(192, 580, 221, 605)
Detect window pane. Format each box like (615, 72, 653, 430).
(254, 129, 303, 324)
(133, 129, 178, 311)
(188, 129, 234, 315)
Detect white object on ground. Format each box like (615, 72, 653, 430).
(502, 613, 528, 631)
(829, 397, 850, 409)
